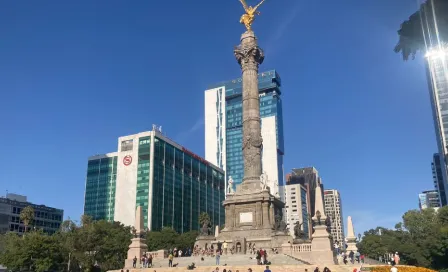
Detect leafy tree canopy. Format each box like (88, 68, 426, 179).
(358, 206, 448, 270)
(0, 216, 200, 272)
(394, 0, 448, 60)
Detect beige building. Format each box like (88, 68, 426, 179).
(323, 189, 344, 243)
(283, 183, 310, 239)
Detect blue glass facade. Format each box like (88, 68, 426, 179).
(209, 70, 284, 187)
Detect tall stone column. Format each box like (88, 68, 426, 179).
(234, 31, 265, 189)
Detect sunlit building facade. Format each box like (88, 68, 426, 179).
(84, 128, 225, 233)
(324, 189, 344, 244)
(418, 190, 440, 210)
(205, 70, 285, 198)
(426, 45, 448, 206)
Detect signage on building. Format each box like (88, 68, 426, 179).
(181, 147, 209, 166)
(123, 155, 132, 166)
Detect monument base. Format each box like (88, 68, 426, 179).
(346, 238, 358, 253)
(311, 225, 337, 264)
(125, 237, 148, 268)
(216, 189, 291, 252)
(194, 235, 216, 250)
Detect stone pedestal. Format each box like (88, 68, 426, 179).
(194, 235, 216, 250)
(125, 237, 148, 268)
(310, 184, 337, 264)
(217, 189, 287, 250)
(311, 225, 336, 264)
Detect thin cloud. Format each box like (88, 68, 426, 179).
(175, 117, 204, 144)
(265, 1, 302, 56)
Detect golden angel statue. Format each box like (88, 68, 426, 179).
(238, 0, 266, 31)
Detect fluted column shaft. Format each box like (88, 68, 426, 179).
(234, 31, 265, 184)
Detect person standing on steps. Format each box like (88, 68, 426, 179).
(223, 241, 228, 255)
(168, 252, 173, 267)
(132, 256, 137, 268)
(216, 249, 221, 265)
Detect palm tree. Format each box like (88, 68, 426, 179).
(19, 206, 35, 233)
(394, 0, 448, 60)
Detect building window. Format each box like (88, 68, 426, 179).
(121, 140, 133, 152)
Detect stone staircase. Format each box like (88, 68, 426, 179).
(111, 255, 370, 272)
(111, 263, 368, 272)
(150, 254, 305, 268)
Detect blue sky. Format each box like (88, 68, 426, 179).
(0, 0, 434, 234)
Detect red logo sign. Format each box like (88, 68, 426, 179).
(123, 155, 132, 166)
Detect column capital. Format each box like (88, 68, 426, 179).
(234, 45, 264, 71)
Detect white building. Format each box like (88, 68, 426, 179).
(323, 189, 344, 243)
(284, 183, 310, 239)
(204, 70, 285, 198)
(84, 128, 225, 233)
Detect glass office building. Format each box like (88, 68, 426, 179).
(84, 154, 117, 221)
(83, 128, 225, 233)
(426, 46, 448, 206)
(205, 70, 284, 197)
(432, 153, 447, 206)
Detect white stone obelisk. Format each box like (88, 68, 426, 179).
(346, 216, 358, 253)
(311, 183, 336, 264)
(125, 206, 148, 268)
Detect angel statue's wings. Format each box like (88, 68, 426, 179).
(253, 0, 266, 12)
(239, 0, 249, 11)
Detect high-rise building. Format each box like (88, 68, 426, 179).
(426, 45, 448, 206)
(286, 167, 323, 217)
(323, 189, 344, 244)
(84, 127, 225, 233)
(204, 70, 284, 197)
(432, 153, 447, 206)
(418, 190, 440, 210)
(284, 183, 309, 239)
(0, 194, 63, 234)
(285, 167, 324, 240)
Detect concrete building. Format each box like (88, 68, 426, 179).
(323, 189, 344, 244)
(418, 190, 440, 210)
(432, 153, 447, 206)
(426, 45, 448, 206)
(286, 167, 323, 216)
(284, 182, 309, 239)
(84, 127, 225, 233)
(204, 70, 285, 198)
(0, 194, 63, 234)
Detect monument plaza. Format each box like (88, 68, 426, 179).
(120, 0, 360, 268)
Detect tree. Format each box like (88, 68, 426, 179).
(0, 230, 64, 272)
(358, 206, 448, 270)
(199, 212, 210, 227)
(20, 206, 35, 233)
(176, 230, 199, 250)
(394, 0, 448, 60)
